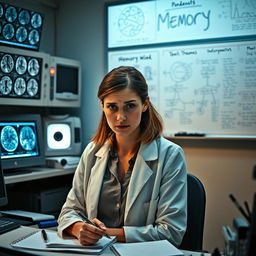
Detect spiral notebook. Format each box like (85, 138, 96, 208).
(11, 229, 116, 254)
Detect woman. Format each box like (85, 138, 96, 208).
(57, 66, 187, 247)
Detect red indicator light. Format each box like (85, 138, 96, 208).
(50, 67, 56, 76)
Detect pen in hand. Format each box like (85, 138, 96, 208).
(41, 229, 48, 244)
(77, 212, 111, 239)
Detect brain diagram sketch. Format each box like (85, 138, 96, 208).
(118, 6, 144, 37)
(163, 61, 193, 118)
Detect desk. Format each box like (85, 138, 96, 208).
(0, 226, 211, 256)
(4, 167, 76, 185)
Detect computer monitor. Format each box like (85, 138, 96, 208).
(0, 114, 45, 171)
(43, 115, 82, 157)
(0, 158, 8, 207)
(48, 56, 82, 107)
(0, 2, 44, 51)
(0, 46, 50, 107)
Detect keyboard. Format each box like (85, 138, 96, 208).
(0, 217, 20, 234)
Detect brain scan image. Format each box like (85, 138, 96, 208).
(18, 9, 30, 25)
(1, 54, 14, 73)
(14, 77, 26, 96)
(31, 13, 42, 28)
(20, 126, 36, 151)
(28, 29, 39, 45)
(15, 56, 27, 75)
(2, 23, 15, 40)
(0, 125, 18, 152)
(0, 4, 3, 18)
(27, 78, 38, 96)
(28, 58, 39, 76)
(5, 6, 17, 22)
(16, 26, 28, 42)
(0, 76, 12, 95)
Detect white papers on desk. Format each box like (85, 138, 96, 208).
(11, 229, 116, 254)
(111, 240, 184, 256)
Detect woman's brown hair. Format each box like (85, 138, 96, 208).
(92, 66, 163, 146)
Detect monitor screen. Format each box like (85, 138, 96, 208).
(0, 158, 8, 207)
(0, 50, 43, 100)
(0, 121, 39, 159)
(0, 114, 45, 171)
(56, 65, 78, 94)
(0, 2, 44, 50)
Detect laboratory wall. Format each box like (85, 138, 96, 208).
(2, 0, 256, 252)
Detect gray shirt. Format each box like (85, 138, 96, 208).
(97, 150, 137, 228)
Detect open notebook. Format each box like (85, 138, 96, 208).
(11, 229, 116, 255)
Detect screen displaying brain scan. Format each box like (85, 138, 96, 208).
(0, 2, 44, 50)
(0, 51, 42, 99)
(0, 121, 39, 159)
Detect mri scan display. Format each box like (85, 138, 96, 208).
(0, 2, 44, 50)
(0, 50, 42, 99)
(0, 121, 38, 157)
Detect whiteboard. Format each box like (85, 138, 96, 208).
(107, 0, 256, 48)
(108, 41, 256, 137)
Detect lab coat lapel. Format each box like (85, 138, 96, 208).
(86, 144, 110, 219)
(125, 140, 158, 220)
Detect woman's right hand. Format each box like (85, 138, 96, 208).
(66, 219, 107, 245)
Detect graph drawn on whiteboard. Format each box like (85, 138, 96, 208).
(231, 0, 256, 19)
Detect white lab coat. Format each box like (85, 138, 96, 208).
(57, 136, 187, 246)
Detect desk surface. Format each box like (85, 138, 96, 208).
(4, 167, 75, 184)
(0, 226, 211, 256)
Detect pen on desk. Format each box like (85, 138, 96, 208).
(41, 229, 48, 244)
(229, 194, 251, 223)
(77, 212, 111, 239)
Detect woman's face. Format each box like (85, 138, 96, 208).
(102, 88, 148, 141)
